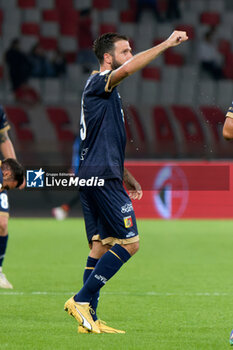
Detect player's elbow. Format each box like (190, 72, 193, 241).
(223, 127, 233, 140)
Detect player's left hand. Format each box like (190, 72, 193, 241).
(126, 181, 143, 200)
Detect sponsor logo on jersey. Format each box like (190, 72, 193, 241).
(121, 203, 133, 213)
(124, 216, 133, 228)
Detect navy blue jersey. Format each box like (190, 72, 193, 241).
(226, 102, 233, 118)
(0, 163, 8, 214)
(78, 70, 126, 180)
(71, 136, 80, 176)
(0, 106, 10, 133)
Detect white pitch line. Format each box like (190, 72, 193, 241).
(0, 291, 232, 296)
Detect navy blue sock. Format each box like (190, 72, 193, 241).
(74, 244, 131, 303)
(0, 235, 8, 268)
(83, 256, 99, 321)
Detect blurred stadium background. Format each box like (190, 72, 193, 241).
(0, 0, 232, 217)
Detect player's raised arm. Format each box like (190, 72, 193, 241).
(109, 30, 188, 89)
(0, 108, 25, 188)
(223, 117, 233, 140)
(223, 103, 233, 140)
(0, 130, 16, 159)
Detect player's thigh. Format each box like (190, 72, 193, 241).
(89, 241, 110, 259)
(92, 179, 139, 246)
(0, 191, 9, 236)
(80, 190, 100, 244)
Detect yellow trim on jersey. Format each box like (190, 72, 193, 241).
(90, 70, 119, 93)
(226, 111, 233, 119)
(104, 71, 120, 93)
(0, 212, 9, 217)
(0, 125, 10, 134)
(85, 267, 95, 270)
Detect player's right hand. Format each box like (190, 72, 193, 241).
(166, 30, 188, 47)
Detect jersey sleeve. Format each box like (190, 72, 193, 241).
(90, 70, 119, 96)
(226, 102, 233, 119)
(0, 106, 10, 133)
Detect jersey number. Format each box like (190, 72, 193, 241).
(80, 98, 86, 141)
(0, 193, 8, 210)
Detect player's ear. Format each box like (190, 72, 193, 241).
(2, 169, 11, 179)
(104, 52, 112, 65)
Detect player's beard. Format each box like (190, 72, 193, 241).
(111, 55, 122, 70)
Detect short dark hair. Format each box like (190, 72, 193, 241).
(2, 158, 24, 188)
(93, 32, 129, 64)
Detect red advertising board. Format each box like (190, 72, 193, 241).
(125, 161, 233, 219)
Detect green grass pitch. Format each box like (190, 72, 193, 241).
(1, 218, 233, 350)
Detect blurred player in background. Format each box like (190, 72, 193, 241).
(52, 135, 80, 220)
(0, 106, 24, 289)
(223, 102, 233, 140)
(64, 30, 188, 334)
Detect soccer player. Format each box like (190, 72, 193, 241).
(64, 30, 188, 333)
(223, 103, 233, 140)
(0, 106, 24, 289)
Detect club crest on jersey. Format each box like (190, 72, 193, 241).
(124, 216, 133, 228)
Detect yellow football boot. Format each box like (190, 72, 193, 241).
(77, 320, 125, 334)
(64, 297, 100, 334)
(96, 320, 125, 334)
(78, 325, 90, 333)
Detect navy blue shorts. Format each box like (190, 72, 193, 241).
(0, 190, 9, 216)
(80, 179, 139, 246)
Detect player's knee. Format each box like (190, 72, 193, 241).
(131, 241, 140, 255)
(0, 216, 8, 236)
(90, 240, 109, 259)
(123, 241, 139, 256)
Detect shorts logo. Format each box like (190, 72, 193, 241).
(26, 168, 45, 188)
(121, 203, 133, 213)
(124, 216, 133, 228)
(126, 231, 136, 238)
